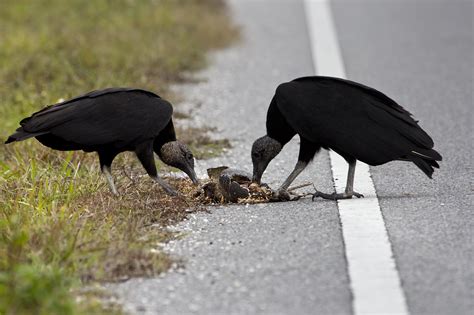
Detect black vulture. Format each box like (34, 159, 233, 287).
(251, 76, 442, 200)
(5, 88, 198, 195)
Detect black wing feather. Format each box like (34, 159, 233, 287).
(21, 88, 161, 125)
(293, 76, 411, 115)
(18, 88, 171, 148)
(275, 77, 439, 165)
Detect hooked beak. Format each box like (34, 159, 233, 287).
(185, 167, 199, 185)
(252, 164, 263, 185)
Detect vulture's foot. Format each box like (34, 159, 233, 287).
(312, 191, 364, 201)
(152, 176, 179, 197)
(160, 185, 179, 197)
(166, 188, 179, 197)
(270, 189, 291, 202)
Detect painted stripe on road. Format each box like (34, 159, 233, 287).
(304, 0, 409, 314)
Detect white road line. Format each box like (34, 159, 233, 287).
(304, 1, 409, 314)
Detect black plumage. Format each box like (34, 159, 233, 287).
(5, 88, 198, 195)
(251, 76, 442, 200)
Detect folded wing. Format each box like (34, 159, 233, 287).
(275, 77, 441, 167)
(7, 88, 172, 149)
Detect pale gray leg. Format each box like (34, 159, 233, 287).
(312, 160, 364, 201)
(343, 160, 363, 197)
(345, 160, 356, 194)
(103, 165, 118, 196)
(152, 176, 178, 196)
(278, 160, 308, 191)
(134, 141, 179, 196)
(273, 160, 308, 201)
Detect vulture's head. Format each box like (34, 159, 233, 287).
(251, 135, 282, 184)
(159, 141, 199, 184)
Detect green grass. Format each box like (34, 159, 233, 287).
(0, 0, 236, 314)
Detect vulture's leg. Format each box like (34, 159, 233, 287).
(98, 150, 119, 195)
(135, 141, 178, 196)
(103, 165, 118, 196)
(274, 160, 309, 200)
(344, 160, 364, 198)
(312, 159, 364, 200)
(274, 138, 320, 201)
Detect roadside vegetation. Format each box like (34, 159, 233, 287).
(0, 0, 236, 313)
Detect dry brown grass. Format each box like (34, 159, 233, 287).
(71, 167, 207, 283)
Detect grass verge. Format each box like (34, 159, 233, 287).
(0, 0, 236, 314)
(177, 126, 232, 159)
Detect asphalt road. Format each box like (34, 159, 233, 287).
(112, 1, 473, 314)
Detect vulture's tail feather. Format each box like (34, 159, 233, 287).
(4, 128, 47, 144)
(408, 148, 442, 178)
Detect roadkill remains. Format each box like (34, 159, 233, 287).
(191, 166, 314, 204)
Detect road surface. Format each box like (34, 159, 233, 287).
(112, 1, 473, 314)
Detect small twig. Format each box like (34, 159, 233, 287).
(287, 182, 313, 192)
(121, 166, 136, 184)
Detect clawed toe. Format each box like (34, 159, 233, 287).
(312, 190, 337, 201)
(312, 190, 364, 201)
(354, 192, 364, 198)
(312, 191, 322, 201)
